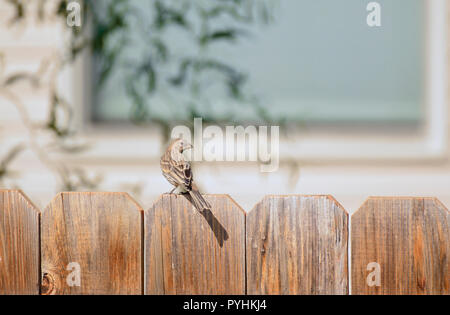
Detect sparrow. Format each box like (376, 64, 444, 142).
(160, 138, 211, 213)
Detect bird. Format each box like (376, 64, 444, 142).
(160, 138, 211, 213)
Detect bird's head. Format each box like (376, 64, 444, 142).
(171, 138, 193, 153)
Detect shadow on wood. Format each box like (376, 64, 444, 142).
(145, 194, 245, 295)
(182, 193, 229, 247)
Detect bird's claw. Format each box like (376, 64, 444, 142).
(166, 187, 176, 195)
(166, 187, 188, 195)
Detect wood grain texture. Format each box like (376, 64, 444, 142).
(41, 192, 143, 295)
(247, 195, 348, 295)
(352, 197, 449, 295)
(0, 190, 40, 295)
(145, 194, 245, 295)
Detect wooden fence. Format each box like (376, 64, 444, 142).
(0, 190, 448, 295)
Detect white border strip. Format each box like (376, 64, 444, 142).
(427, 0, 448, 153)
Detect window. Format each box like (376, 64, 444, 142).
(92, 0, 425, 124)
(76, 0, 447, 161)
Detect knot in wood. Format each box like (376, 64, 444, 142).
(41, 273, 55, 295)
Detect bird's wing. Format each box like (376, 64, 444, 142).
(161, 151, 193, 189)
(160, 153, 172, 173)
(171, 158, 193, 189)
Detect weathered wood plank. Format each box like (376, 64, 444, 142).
(247, 195, 348, 295)
(0, 190, 40, 295)
(41, 192, 143, 295)
(145, 194, 245, 295)
(351, 197, 449, 295)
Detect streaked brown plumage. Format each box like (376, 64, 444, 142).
(160, 138, 211, 212)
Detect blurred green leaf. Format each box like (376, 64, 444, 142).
(199, 28, 246, 46)
(46, 93, 72, 137)
(6, 0, 24, 24)
(3, 73, 37, 86)
(0, 144, 24, 179)
(152, 38, 169, 62)
(154, 0, 188, 29)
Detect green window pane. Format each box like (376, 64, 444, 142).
(92, 0, 425, 124)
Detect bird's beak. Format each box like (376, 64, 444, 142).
(183, 143, 193, 151)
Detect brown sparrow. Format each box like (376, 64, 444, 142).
(160, 138, 211, 212)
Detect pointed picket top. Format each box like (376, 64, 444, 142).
(0, 190, 40, 295)
(247, 195, 349, 295)
(41, 192, 143, 295)
(351, 196, 449, 295)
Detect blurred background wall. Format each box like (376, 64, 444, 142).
(0, 0, 449, 213)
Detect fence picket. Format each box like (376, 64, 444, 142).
(40, 192, 143, 295)
(351, 197, 449, 295)
(145, 194, 245, 294)
(0, 190, 40, 295)
(246, 195, 349, 294)
(2, 190, 449, 295)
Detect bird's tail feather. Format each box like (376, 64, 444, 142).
(188, 189, 211, 212)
